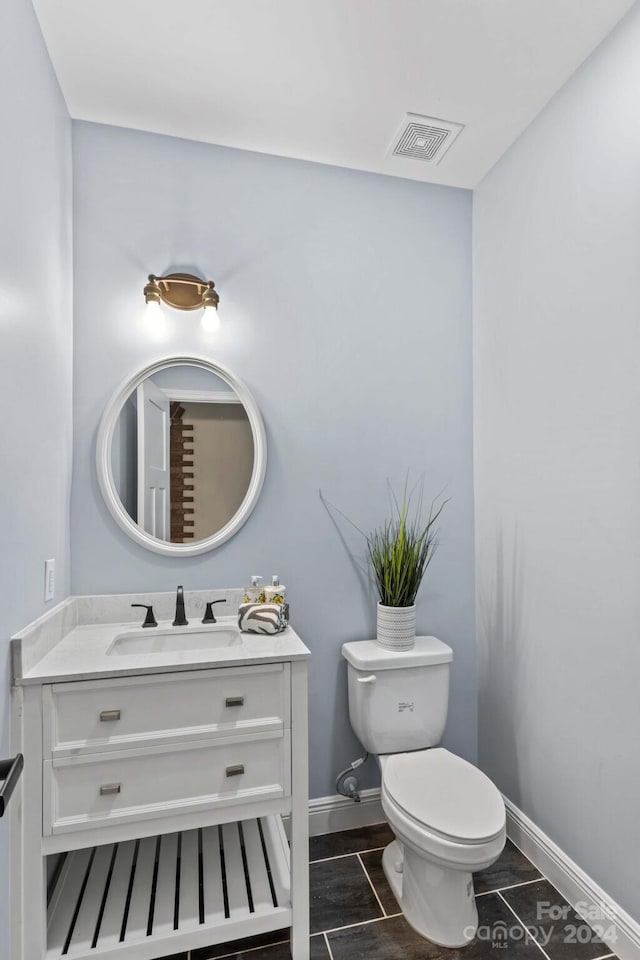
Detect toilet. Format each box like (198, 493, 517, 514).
(342, 637, 506, 948)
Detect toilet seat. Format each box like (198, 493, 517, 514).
(383, 748, 505, 845)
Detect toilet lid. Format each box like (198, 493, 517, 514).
(383, 748, 505, 844)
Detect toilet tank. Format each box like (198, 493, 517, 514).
(342, 638, 453, 754)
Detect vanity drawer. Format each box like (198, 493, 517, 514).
(44, 664, 289, 758)
(44, 731, 290, 834)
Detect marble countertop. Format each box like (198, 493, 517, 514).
(12, 594, 309, 686)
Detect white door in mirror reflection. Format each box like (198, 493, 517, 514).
(137, 379, 170, 539)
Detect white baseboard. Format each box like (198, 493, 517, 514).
(283, 788, 384, 839)
(308, 787, 384, 837)
(505, 797, 640, 960)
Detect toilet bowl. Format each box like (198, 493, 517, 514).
(342, 637, 506, 946)
(379, 748, 506, 948)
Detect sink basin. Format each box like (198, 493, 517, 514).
(107, 623, 241, 656)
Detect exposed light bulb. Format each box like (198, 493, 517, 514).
(144, 299, 169, 339)
(201, 304, 220, 333)
(144, 298, 163, 326)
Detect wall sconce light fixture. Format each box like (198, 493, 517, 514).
(143, 272, 220, 332)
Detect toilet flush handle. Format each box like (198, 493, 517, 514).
(357, 674, 376, 684)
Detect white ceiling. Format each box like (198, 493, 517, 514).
(33, 0, 634, 189)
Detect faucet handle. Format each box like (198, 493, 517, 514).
(202, 599, 227, 624)
(131, 604, 158, 628)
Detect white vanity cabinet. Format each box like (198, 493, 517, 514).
(13, 654, 309, 960)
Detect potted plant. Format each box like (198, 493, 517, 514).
(367, 485, 446, 649)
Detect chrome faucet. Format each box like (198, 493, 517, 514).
(173, 585, 188, 627)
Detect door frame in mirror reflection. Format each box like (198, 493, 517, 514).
(96, 355, 267, 556)
(137, 376, 171, 539)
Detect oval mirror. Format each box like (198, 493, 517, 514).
(96, 356, 267, 556)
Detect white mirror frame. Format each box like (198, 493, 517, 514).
(96, 355, 267, 557)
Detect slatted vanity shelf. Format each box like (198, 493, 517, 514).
(47, 817, 291, 959)
(11, 617, 310, 960)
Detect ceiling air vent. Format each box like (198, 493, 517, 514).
(390, 113, 464, 164)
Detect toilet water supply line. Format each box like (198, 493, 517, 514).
(335, 753, 369, 803)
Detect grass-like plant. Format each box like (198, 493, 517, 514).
(319, 478, 447, 607)
(368, 482, 447, 608)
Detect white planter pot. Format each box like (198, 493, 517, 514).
(376, 603, 416, 650)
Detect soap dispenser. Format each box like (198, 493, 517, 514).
(265, 575, 286, 604)
(243, 576, 265, 604)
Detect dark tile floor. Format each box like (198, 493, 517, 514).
(158, 823, 620, 960)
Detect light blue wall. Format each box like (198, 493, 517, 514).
(474, 3, 640, 922)
(71, 122, 475, 798)
(0, 0, 73, 951)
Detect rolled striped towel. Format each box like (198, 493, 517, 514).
(238, 602, 289, 635)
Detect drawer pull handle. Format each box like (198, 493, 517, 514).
(99, 783, 121, 796)
(226, 764, 245, 778)
(100, 710, 121, 722)
(225, 697, 244, 707)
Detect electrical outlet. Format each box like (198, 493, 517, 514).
(44, 559, 55, 602)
